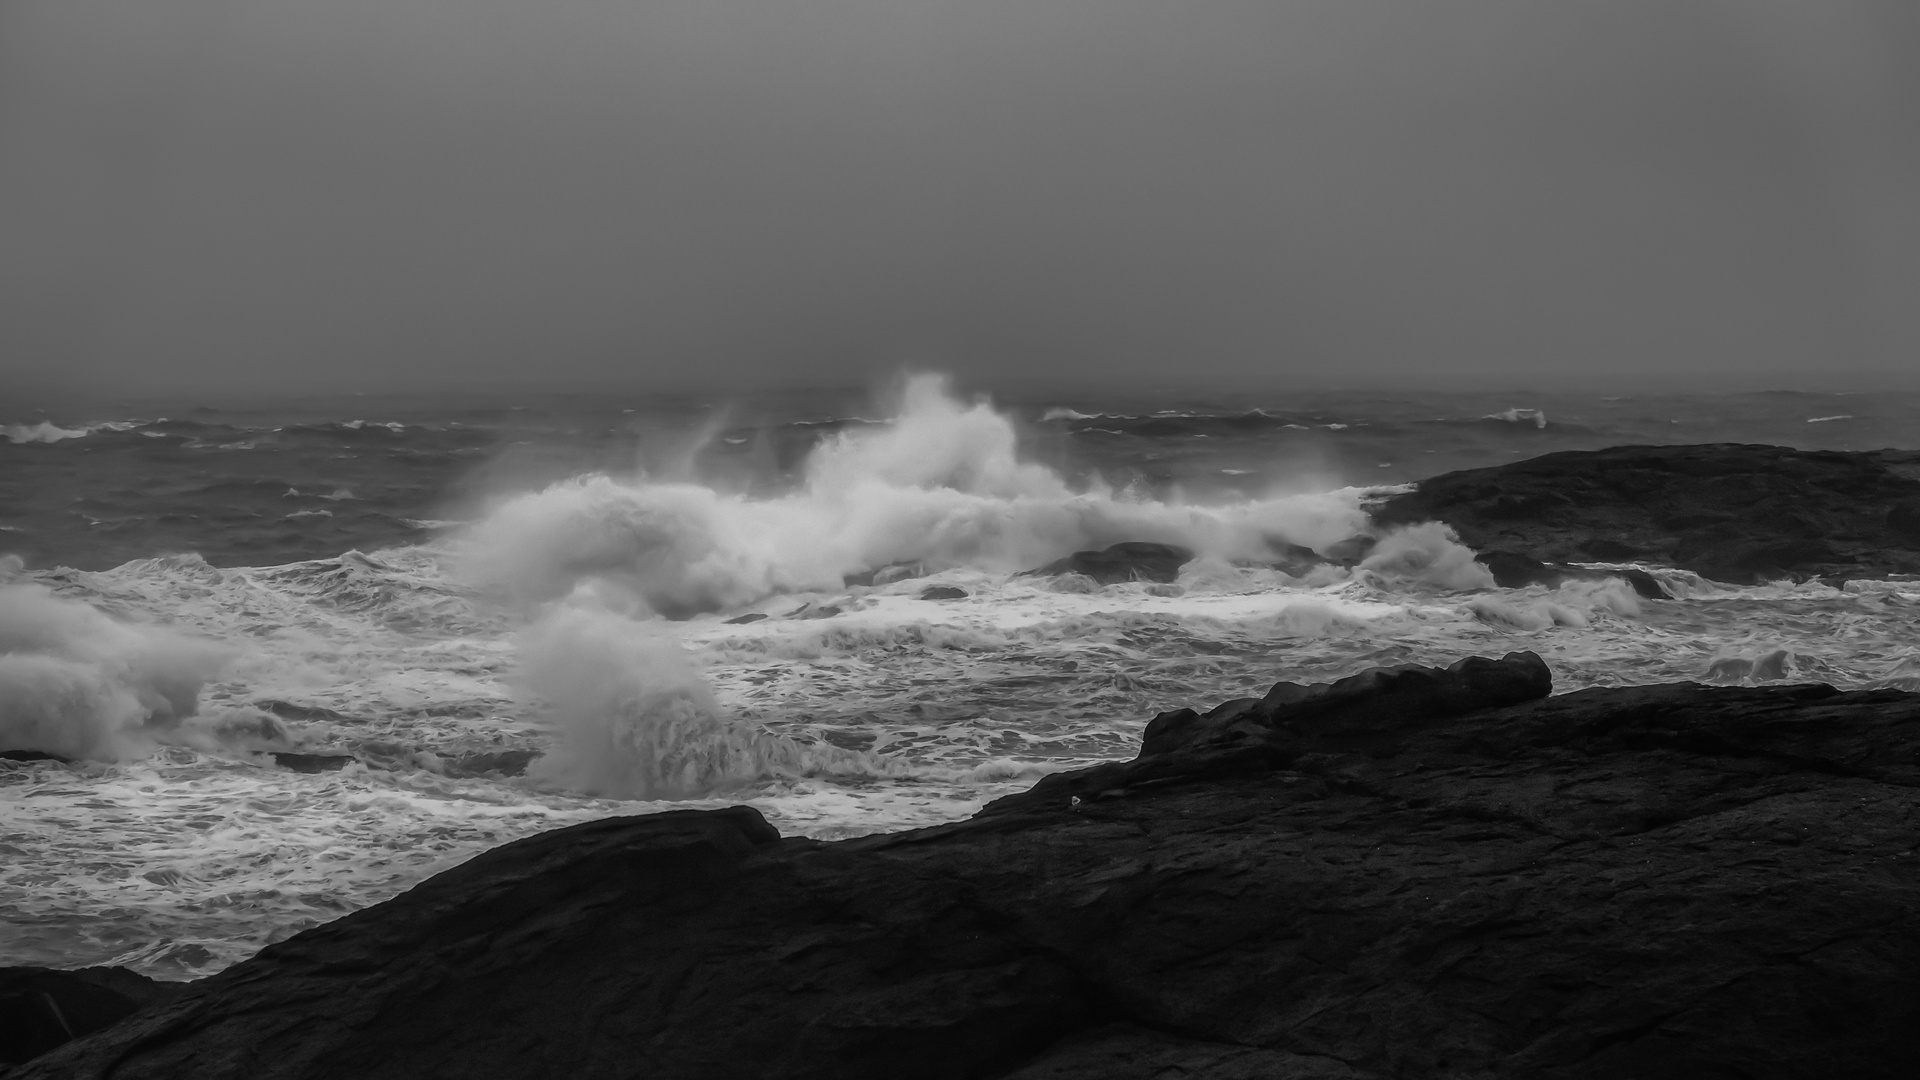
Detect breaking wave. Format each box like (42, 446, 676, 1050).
(0, 572, 230, 759)
(516, 604, 891, 798)
(459, 374, 1465, 617)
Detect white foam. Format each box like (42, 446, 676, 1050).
(4, 421, 91, 444)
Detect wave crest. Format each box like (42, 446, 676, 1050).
(460, 374, 1381, 616)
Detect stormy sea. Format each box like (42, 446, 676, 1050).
(5, 375, 1919, 979)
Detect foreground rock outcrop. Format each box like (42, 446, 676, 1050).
(1371, 443, 1920, 584)
(0, 968, 176, 1066)
(1026, 541, 1194, 584)
(14, 654, 1920, 1079)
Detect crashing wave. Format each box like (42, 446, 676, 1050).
(518, 605, 894, 798)
(458, 374, 1413, 617)
(0, 579, 229, 759)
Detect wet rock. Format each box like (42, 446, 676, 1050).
(1474, 549, 1670, 599)
(270, 752, 354, 773)
(256, 701, 349, 722)
(1891, 500, 1920, 543)
(1372, 443, 1920, 585)
(1318, 535, 1377, 566)
(919, 586, 968, 601)
(1474, 549, 1566, 588)
(0, 750, 68, 764)
(0, 967, 178, 1066)
(1133, 650, 1552, 759)
(842, 561, 928, 588)
(1027, 542, 1193, 584)
(21, 659, 1920, 1080)
(443, 749, 539, 778)
(1264, 542, 1330, 577)
(1618, 567, 1670, 599)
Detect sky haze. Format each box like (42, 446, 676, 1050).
(4, 0, 1918, 396)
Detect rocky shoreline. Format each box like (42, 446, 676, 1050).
(10, 649, 1920, 1079)
(10, 442, 1920, 1077)
(1370, 443, 1920, 585)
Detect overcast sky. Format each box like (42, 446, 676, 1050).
(3, 0, 1917, 396)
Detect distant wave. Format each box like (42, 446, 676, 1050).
(1409, 410, 1595, 435)
(3, 420, 147, 444)
(3, 421, 89, 444)
(1481, 407, 1548, 428)
(1044, 410, 1324, 439)
(1806, 414, 1854, 424)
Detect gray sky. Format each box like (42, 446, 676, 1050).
(3, 0, 1917, 396)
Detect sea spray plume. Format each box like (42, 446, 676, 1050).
(0, 580, 230, 759)
(459, 479, 824, 616)
(804, 373, 1072, 498)
(516, 603, 888, 798)
(1357, 521, 1499, 591)
(460, 373, 1386, 614)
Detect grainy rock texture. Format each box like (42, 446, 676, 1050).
(0, 967, 176, 1066)
(1371, 443, 1920, 584)
(1027, 542, 1194, 584)
(14, 654, 1920, 1079)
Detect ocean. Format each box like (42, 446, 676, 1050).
(5, 375, 1920, 980)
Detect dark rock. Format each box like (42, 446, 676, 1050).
(1619, 567, 1670, 599)
(1319, 535, 1376, 565)
(0, 750, 68, 764)
(1891, 500, 1920, 543)
(0, 966, 178, 1065)
(443, 749, 539, 778)
(256, 701, 349, 722)
(1372, 443, 1920, 584)
(1264, 542, 1329, 577)
(21, 659, 1920, 1080)
(1473, 549, 1671, 599)
(270, 752, 354, 773)
(919, 586, 968, 601)
(843, 561, 929, 588)
(1027, 542, 1194, 584)
(723, 612, 767, 625)
(1137, 650, 1551, 758)
(1474, 549, 1565, 588)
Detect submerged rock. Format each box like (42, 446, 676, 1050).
(18, 656, 1920, 1079)
(1372, 443, 1920, 584)
(919, 585, 969, 601)
(1027, 541, 1194, 584)
(270, 752, 354, 773)
(1474, 549, 1670, 599)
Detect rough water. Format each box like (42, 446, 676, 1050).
(5, 377, 1920, 978)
